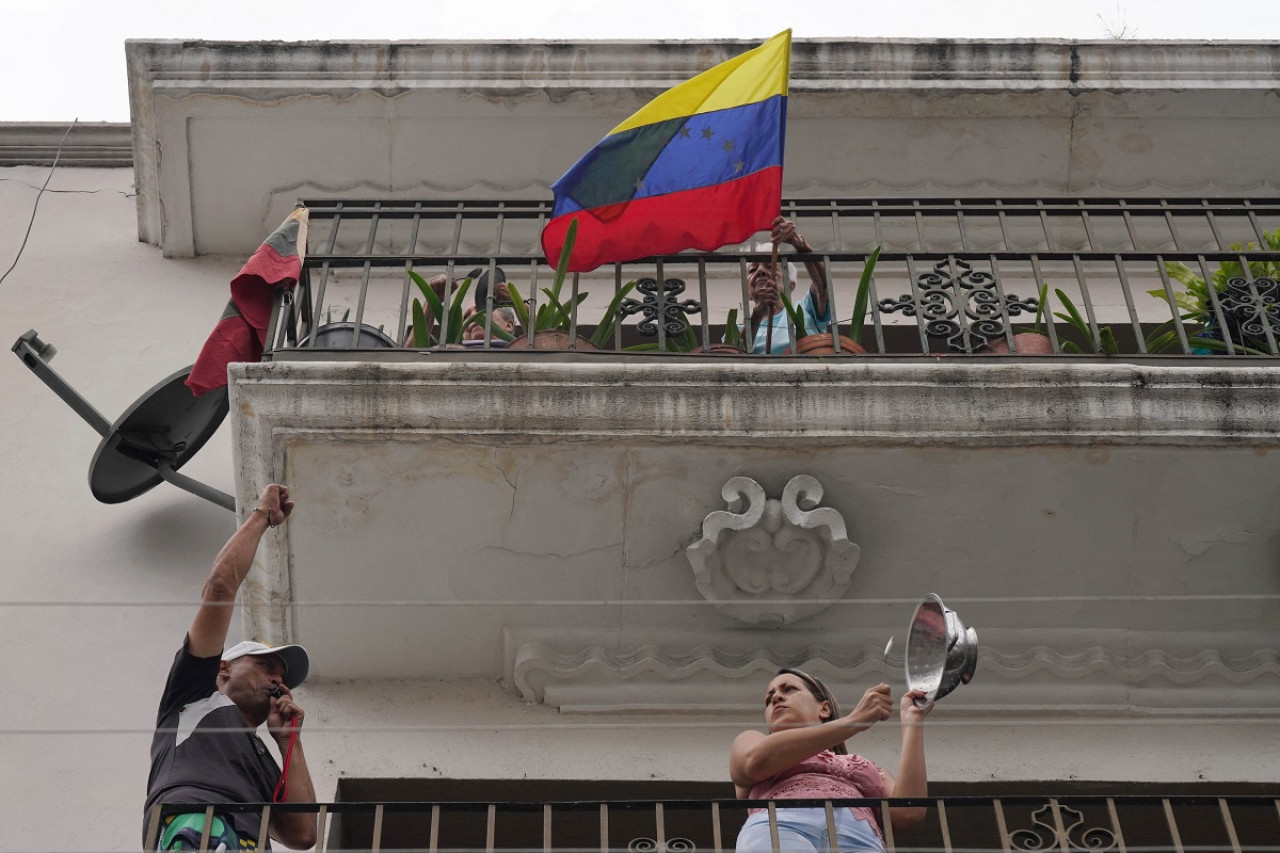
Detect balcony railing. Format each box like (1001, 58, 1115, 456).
(147, 794, 1280, 852)
(264, 198, 1280, 358)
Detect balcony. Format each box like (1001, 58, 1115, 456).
(224, 195, 1280, 757)
(147, 793, 1280, 851)
(264, 196, 1280, 359)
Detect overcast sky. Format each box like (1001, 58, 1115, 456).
(1, 0, 1275, 122)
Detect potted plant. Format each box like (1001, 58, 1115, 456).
(1050, 288, 1119, 354)
(625, 317, 701, 353)
(508, 217, 591, 350)
(982, 281, 1056, 354)
(1009, 286, 1186, 356)
(506, 219, 640, 351)
(1147, 227, 1280, 355)
(692, 307, 745, 354)
(406, 272, 510, 348)
(507, 278, 638, 351)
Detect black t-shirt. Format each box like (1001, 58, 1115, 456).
(143, 641, 280, 845)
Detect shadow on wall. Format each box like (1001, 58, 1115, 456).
(124, 496, 237, 582)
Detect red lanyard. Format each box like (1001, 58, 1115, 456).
(271, 718, 299, 803)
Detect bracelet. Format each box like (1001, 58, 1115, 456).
(253, 507, 276, 528)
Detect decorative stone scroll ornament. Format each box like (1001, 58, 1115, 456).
(686, 475, 860, 625)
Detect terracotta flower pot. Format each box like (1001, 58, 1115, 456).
(982, 333, 1055, 354)
(693, 343, 745, 355)
(506, 330, 597, 351)
(790, 334, 867, 355)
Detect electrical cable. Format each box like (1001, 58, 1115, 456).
(0, 118, 77, 288)
(2, 593, 1277, 608)
(5, 715, 1278, 736)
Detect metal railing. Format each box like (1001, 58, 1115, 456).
(263, 198, 1280, 358)
(147, 794, 1280, 852)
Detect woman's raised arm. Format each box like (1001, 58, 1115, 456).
(730, 684, 894, 792)
(882, 690, 932, 830)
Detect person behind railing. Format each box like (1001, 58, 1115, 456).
(741, 217, 831, 354)
(144, 484, 318, 851)
(404, 266, 515, 345)
(462, 304, 517, 343)
(730, 669, 931, 852)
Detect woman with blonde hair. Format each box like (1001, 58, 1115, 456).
(730, 668, 931, 852)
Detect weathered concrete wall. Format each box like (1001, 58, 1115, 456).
(0, 166, 239, 850)
(125, 39, 1280, 256)
(225, 358, 1280, 715)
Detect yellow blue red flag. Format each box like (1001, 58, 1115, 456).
(542, 31, 791, 272)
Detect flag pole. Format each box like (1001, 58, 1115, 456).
(765, 239, 778, 355)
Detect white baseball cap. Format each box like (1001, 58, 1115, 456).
(222, 640, 310, 688)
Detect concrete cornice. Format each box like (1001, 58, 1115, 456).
(507, 629, 1280, 712)
(231, 358, 1280, 447)
(125, 38, 1280, 97)
(123, 37, 1280, 256)
(0, 122, 132, 167)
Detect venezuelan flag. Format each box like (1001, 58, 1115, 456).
(542, 31, 791, 273)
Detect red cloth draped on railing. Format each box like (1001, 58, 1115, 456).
(187, 205, 309, 396)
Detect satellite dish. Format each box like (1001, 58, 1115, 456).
(13, 329, 235, 512)
(904, 593, 978, 708)
(300, 321, 398, 349)
(89, 367, 230, 507)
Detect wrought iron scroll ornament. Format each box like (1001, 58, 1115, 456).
(1211, 276, 1280, 349)
(686, 475, 860, 626)
(628, 838, 695, 853)
(879, 258, 1039, 352)
(1009, 803, 1117, 852)
(619, 277, 703, 338)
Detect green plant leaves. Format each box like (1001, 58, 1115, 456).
(506, 281, 530, 331)
(411, 299, 429, 348)
(407, 269, 472, 345)
(847, 245, 881, 347)
(723, 307, 742, 348)
(1050, 287, 1120, 354)
(1152, 227, 1280, 353)
(777, 289, 808, 337)
(588, 279, 638, 349)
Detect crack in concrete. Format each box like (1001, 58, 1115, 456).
(1064, 74, 1084, 193)
(490, 450, 520, 532)
(623, 539, 688, 571)
(868, 482, 931, 498)
(482, 541, 623, 561)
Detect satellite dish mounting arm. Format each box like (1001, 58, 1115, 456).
(12, 329, 236, 513)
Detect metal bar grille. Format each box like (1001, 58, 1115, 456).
(198, 805, 214, 853)
(256, 805, 271, 851)
(316, 804, 329, 853)
(267, 197, 1280, 359)
(152, 795, 1280, 853)
(371, 803, 384, 853)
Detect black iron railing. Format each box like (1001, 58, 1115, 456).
(147, 794, 1280, 852)
(263, 198, 1280, 358)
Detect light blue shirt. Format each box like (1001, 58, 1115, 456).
(745, 291, 831, 354)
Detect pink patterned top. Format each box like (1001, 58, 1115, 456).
(748, 750, 887, 838)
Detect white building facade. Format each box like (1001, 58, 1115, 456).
(2, 37, 1279, 851)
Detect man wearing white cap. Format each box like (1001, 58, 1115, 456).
(144, 484, 318, 850)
